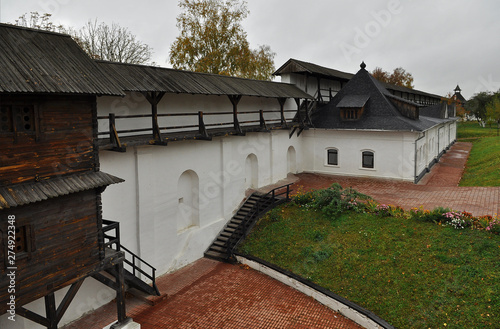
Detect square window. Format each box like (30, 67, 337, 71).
(327, 149, 338, 166)
(362, 151, 374, 168)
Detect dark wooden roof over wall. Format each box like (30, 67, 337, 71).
(274, 58, 353, 81)
(0, 24, 124, 96)
(97, 61, 313, 99)
(0, 171, 124, 210)
(274, 58, 442, 101)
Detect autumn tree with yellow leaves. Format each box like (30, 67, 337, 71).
(169, 0, 275, 80)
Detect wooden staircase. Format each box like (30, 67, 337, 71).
(205, 184, 293, 263)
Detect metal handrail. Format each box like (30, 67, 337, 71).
(101, 220, 157, 288)
(227, 183, 294, 256)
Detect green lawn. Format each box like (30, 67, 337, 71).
(459, 136, 500, 186)
(457, 121, 498, 140)
(457, 122, 500, 186)
(239, 205, 500, 329)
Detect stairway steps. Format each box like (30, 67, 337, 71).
(208, 245, 228, 253)
(204, 189, 290, 262)
(213, 240, 227, 247)
(205, 250, 228, 261)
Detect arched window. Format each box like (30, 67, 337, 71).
(362, 151, 374, 169)
(326, 148, 338, 166)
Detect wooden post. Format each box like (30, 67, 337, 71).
(198, 111, 211, 140)
(45, 293, 57, 329)
(115, 262, 127, 324)
(277, 98, 287, 127)
(109, 113, 125, 152)
(259, 110, 268, 131)
(294, 98, 302, 125)
(228, 95, 243, 135)
(143, 91, 167, 145)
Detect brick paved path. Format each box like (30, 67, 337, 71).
(63, 258, 363, 329)
(63, 142, 498, 329)
(293, 142, 499, 217)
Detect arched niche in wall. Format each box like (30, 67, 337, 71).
(287, 146, 297, 174)
(177, 170, 199, 233)
(245, 153, 258, 189)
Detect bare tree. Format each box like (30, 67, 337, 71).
(75, 19, 153, 64)
(12, 12, 66, 33)
(11, 13, 154, 65)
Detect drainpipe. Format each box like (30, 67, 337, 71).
(414, 132, 426, 184)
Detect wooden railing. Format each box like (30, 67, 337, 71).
(97, 109, 297, 150)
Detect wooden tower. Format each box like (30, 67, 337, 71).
(0, 24, 157, 329)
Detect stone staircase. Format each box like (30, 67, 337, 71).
(205, 184, 293, 263)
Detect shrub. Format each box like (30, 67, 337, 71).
(291, 183, 372, 220)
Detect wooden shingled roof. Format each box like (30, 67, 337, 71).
(274, 58, 354, 81)
(275, 58, 443, 101)
(97, 60, 313, 99)
(0, 171, 124, 209)
(0, 24, 124, 96)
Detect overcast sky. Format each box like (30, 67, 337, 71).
(1, 0, 499, 99)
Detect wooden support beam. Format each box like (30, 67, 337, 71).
(45, 293, 57, 329)
(305, 99, 313, 126)
(56, 280, 84, 324)
(317, 77, 322, 103)
(259, 110, 269, 131)
(115, 262, 128, 324)
(92, 272, 119, 291)
(16, 279, 85, 329)
(228, 95, 243, 135)
(143, 91, 167, 146)
(198, 111, 211, 140)
(277, 98, 287, 127)
(109, 113, 126, 152)
(18, 307, 50, 328)
(294, 98, 303, 125)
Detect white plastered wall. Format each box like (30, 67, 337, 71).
(302, 129, 419, 181)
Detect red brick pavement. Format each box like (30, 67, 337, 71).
(63, 258, 363, 329)
(63, 142, 498, 329)
(293, 142, 499, 217)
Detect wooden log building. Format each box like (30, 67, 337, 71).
(0, 24, 157, 329)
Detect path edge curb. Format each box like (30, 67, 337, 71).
(235, 253, 395, 329)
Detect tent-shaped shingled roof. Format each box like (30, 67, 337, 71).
(311, 63, 453, 132)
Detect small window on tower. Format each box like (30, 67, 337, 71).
(0, 106, 13, 133)
(15, 226, 27, 253)
(13, 106, 35, 132)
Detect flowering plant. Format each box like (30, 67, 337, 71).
(443, 211, 467, 229)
